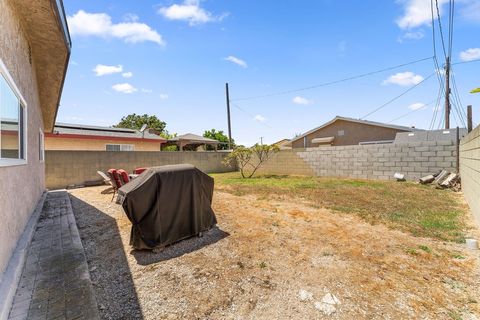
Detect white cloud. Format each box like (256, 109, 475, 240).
(67, 10, 165, 45)
(122, 72, 133, 78)
(254, 114, 266, 122)
(158, 0, 228, 26)
(292, 96, 312, 105)
(112, 83, 138, 94)
(408, 102, 426, 110)
(159, 94, 169, 100)
(224, 56, 247, 68)
(460, 48, 480, 62)
(141, 88, 153, 93)
(396, 0, 448, 29)
(398, 29, 425, 42)
(93, 64, 123, 76)
(382, 72, 424, 86)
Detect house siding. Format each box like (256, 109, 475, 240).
(291, 120, 411, 148)
(0, 0, 45, 275)
(45, 136, 163, 151)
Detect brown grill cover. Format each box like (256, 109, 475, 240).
(117, 164, 217, 250)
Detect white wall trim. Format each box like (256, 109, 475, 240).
(0, 56, 28, 166)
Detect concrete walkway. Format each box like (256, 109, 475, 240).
(7, 191, 99, 320)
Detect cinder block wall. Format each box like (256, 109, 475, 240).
(45, 151, 234, 189)
(257, 141, 458, 181)
(460, 125, 480, 225)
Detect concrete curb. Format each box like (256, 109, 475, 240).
(62, 190, 100, 320)
(0, 192, 47, 320)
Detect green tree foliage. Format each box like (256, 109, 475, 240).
(114, 113, 167, 134)
(203, 129, 233, 150)
(223, 144, 279, 178)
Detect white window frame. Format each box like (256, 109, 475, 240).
(105, 144, 135, 152)
(0, 58, 28, 167)
(39, 129, 45, 162)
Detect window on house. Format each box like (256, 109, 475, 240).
(0, 68, 26, 165)
(39, 130, 44, 162)
(106, 144, 135, 151)
(337, 130, 345, 136)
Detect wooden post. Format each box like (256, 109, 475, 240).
(456, 126, 460, 173)
(225, 83, 232, 150)
(467, 105, 473, 133)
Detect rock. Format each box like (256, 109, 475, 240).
(314, 301, 336, 315)
(298, 289, 313, 302)
(322, 293, 341, 305)
(314, 292, 340, 315)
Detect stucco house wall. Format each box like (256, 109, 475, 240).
(0, 0, 45, 275)
(45, 136, 163, 151)
(291, 119, 412, 148)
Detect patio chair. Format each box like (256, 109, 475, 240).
(107, 169, 123, 201)
(97, 170, 111, 185)
(117, 169, 130, 185)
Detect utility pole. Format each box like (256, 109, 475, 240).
(445, 57, 451, 129)
(225, 83, 232, 149)
(260, 137, 263, 145)
(467, 105, 473, 133)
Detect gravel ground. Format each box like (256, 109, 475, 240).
(69, 186, 480, 319)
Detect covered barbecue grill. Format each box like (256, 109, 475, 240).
(117, 164, 217, 250)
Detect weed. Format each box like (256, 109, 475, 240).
(451, 253, 466, 260)
(259, 261, 267, 269)
(447, 310, 463, 320)
(418, 245, 432, 253)
(405, 248, 419, 256)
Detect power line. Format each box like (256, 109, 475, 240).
(388, 99, 437, 123)
(435, 0, 448, 60)
(448, 0, 455, 59)
(230, 102, 273, 129)
(429, 82, 445, 130)
(452, 58, 480, 65)
(360, 72, 436, 120)
(231, 56, 433, 102)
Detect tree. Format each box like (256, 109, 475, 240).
(203, 129, 233, 150)
(114, 113, 167, 134)
(223, 144, 279, 178)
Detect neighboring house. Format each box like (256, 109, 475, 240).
(45, 123, 166, 151)
(291, 116, 420, 148)
(0, 0, 70, 284)
(273, 139, 292, 150)
(165, 133, 220, 151)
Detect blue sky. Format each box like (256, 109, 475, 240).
(59, 0, 480, 146)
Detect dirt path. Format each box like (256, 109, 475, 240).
(70, 186, 480, 319)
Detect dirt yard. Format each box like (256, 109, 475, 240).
(69, 176, 480, 320)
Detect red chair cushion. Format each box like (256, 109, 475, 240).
(133, 167, 147, 175)
(107, 169, 122, 189)
(117, 169, 130, 185)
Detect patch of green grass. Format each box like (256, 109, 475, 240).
(451, 252, 466, 260)
(418, 245, 432, 253)
(405, 248, 419, 256)
(211, 173, 467, 242)
(448, 310, 463, 320)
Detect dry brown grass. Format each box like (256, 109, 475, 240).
(69, 183, 480, 319)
